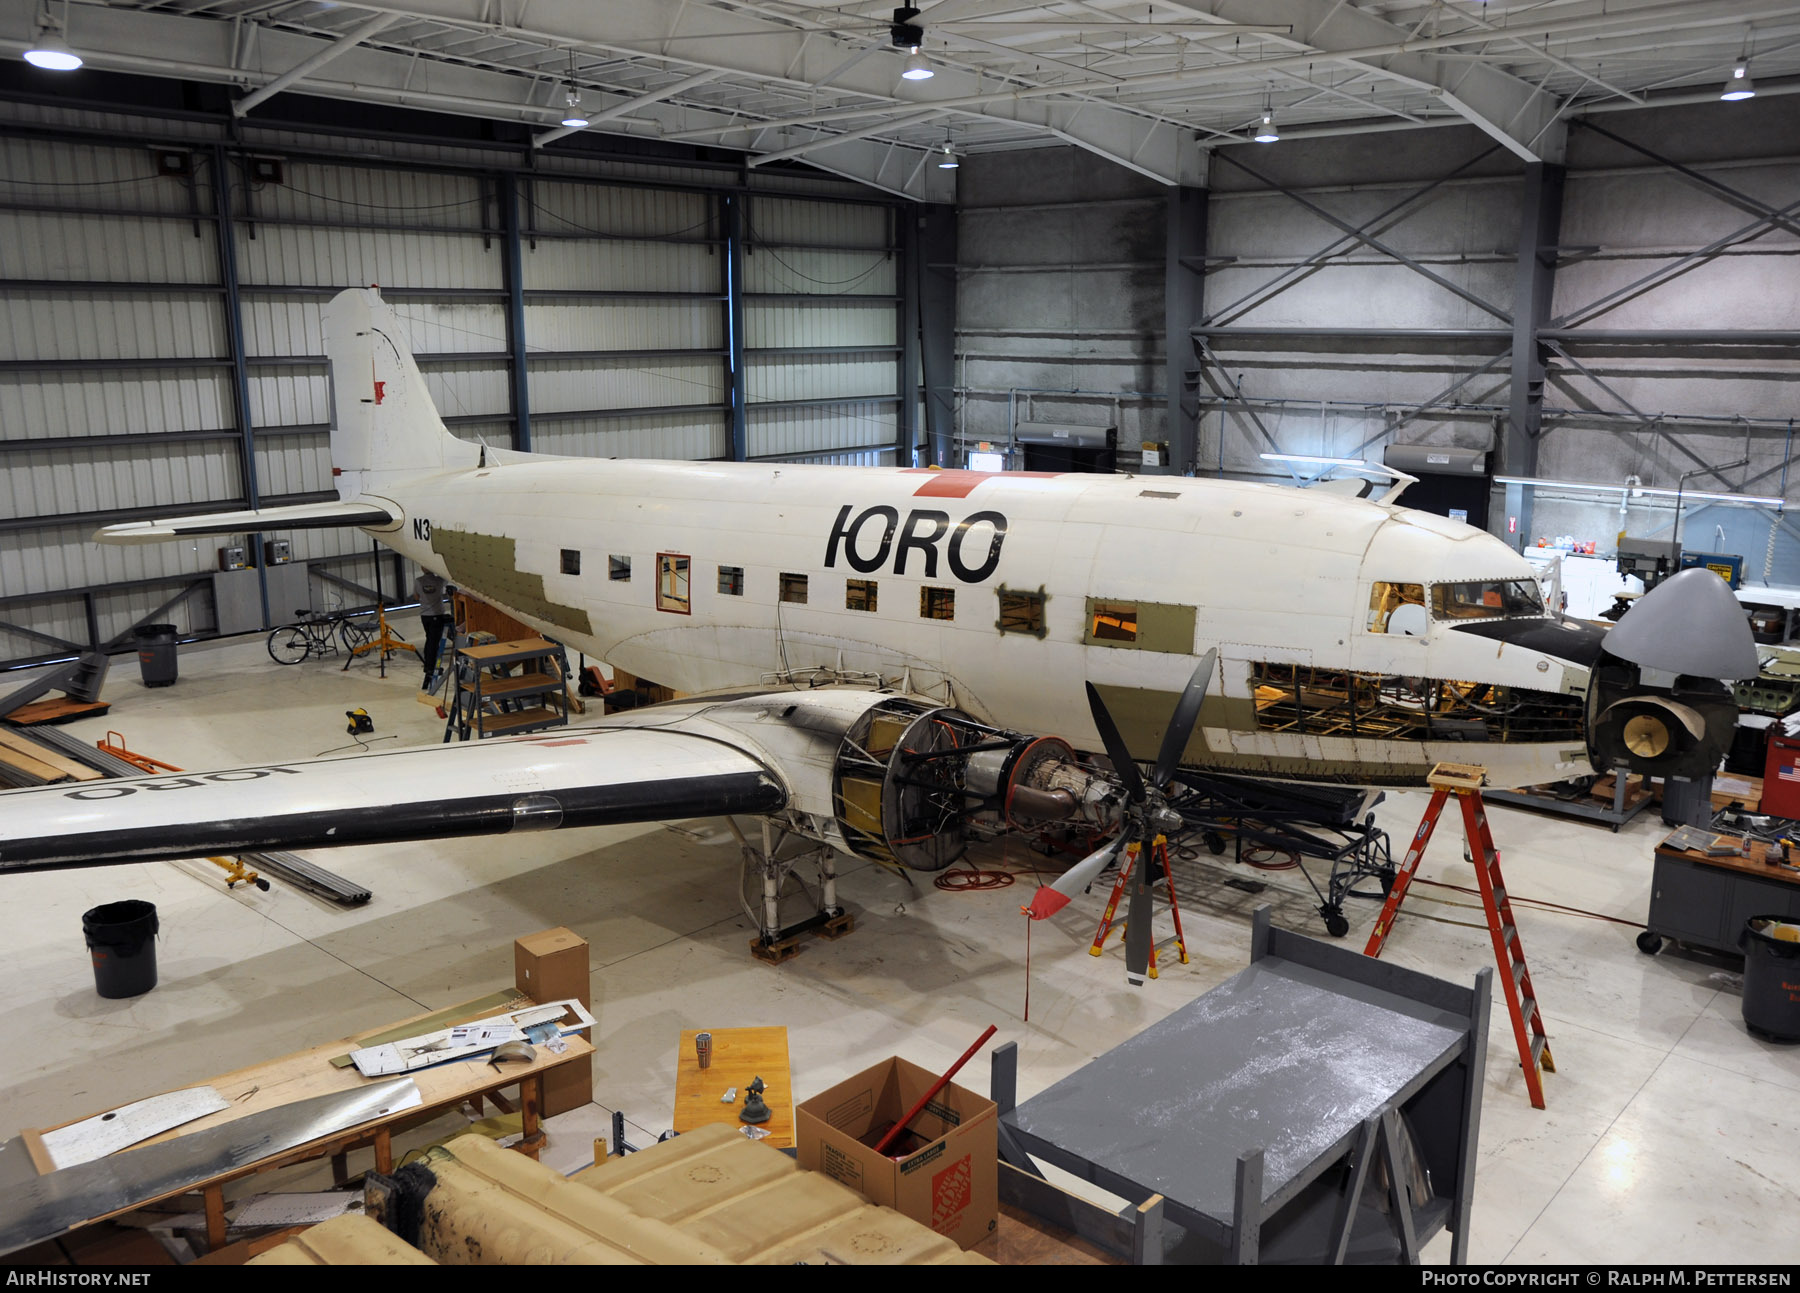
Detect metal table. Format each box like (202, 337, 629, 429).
(996, 907, 1489, 1264)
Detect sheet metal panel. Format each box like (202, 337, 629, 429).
(241, 298, 509, 358)
(235, 225, 501, 291)
(746, 354, 896, 404)
(744, 303, 896, 350)
(746, 401, 896, 460)
(0, 211, 219, 285)
(0, 136, 193, 213)
(0, 291, 224, 364)
(3, 442, 238, 522)
(522, 300, 721, 353)
(746, 196, 888, 248)
(741, 247, 895, 297)
(247, 163, 488, 231)
(531, 413, 726, 462)
(0, 369, 233, 441)
(528, 180, 714, 240)
(527, 356, 724, 415)
(519, 238, 719, 294)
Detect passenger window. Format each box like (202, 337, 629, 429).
(561, 549, 581, 576)
(921, 587, 955, 620)
(656, 553, 690, 614)
(997, 587, 1046, 637)
(846, 579, 878, 612)
(718, 565, 743, 596)
(609, 555, 631, 582)
(1368, 582, 1426, 634)
(780, 573, 808, 604)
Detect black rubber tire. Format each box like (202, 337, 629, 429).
(1325, 912, 1350, 938)
(1205, 832, 1227, 855)
(339, 614, 377, 654)
(1636, 930, 1663, 955)
(268, 626, 310, 665)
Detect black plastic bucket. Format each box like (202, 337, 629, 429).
(83, 900, 159, 999)
(1738, 915, 1800, 1042)
(134, 624, 178, 687)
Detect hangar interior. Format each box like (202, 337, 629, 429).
(0, 0, 1796, 1269)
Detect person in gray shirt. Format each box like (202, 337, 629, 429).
(416, 570, 453, 688)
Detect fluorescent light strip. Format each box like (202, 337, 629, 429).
(1495, 475, 1783, 507)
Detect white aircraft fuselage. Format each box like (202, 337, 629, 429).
(360, 456, 1595, 790)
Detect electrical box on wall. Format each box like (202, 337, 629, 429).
(217, 545, 247, 571)
(263, 539, 291, 566)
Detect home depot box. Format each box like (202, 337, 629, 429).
(514, 927, 592, 1117)
(796, 1056, 997, 1250)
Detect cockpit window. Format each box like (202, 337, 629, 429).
(1368, 582, 1426, 634)
(1430, 579, 1545, 622)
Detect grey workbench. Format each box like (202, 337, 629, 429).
(995, 907, 1490, 1264)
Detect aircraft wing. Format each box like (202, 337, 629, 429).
(94, 499, 396, 544)
(0, 727, 785, 874)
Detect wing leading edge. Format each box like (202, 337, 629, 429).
(0, 728, 785, 873)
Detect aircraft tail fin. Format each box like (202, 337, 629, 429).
(323, 287, 479, 497)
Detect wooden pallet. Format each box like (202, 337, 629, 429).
(5, 697, 111, 726)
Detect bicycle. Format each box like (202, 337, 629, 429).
(267, 608, 346, 665)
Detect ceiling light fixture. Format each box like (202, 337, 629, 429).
(902, 48, 934, 81)
(1253, 99, 1279, 143)
(559, 49, 588, 129)
(1721, 62, 1756, 100)
(936, 140, 958, 169)
(23, 5, 81, 72)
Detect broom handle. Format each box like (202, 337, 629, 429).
(871, 1025, 998, 1157)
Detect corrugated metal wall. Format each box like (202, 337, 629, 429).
(742, 195, 899, 465)
(0, 104, 907, 667)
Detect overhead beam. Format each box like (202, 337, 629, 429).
(232, 12, 402, 117)
(1187, 0, 1563, 163)
(0, 6, 949, 199)
(746, 109, 948, 168)
(533, 67, 729, 149)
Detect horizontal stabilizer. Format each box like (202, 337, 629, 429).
(94, 499, 396, 545)
(0, 727, 786, 873)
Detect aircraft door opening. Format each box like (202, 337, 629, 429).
(657, 553, 691, 614)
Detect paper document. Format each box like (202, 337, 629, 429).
(349, 999, 594, 1078)
(40, 1087, 232, 1170)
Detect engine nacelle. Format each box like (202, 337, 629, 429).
(1585, 651, 1738, 781)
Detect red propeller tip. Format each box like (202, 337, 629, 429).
(1024, 889, 1072, 920)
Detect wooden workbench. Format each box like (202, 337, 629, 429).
(18, 992, 594, 1251)
(671, 1027, 794, 1150)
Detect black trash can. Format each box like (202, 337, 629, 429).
(83, 900, 159, 999)
(1738, 915, 1800, 1042)
(134, 623, 178, 687)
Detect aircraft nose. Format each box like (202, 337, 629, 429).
(1585, 568, 1757, 780)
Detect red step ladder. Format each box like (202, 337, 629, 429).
(1090, 835, 1188, 978)
(1365, 763, 1556, 1109)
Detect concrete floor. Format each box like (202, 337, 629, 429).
(2, 625, 1797, 1265)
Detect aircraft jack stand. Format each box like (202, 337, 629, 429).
(728, 818, 855, 964)
(342, 605, 418, 678)
(1089, 836, 1188, 979)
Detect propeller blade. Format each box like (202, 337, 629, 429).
(1153, 647, 1219, 790)
(1023, 835, 1124, 920)
(1124, 838, 1154, 986)
(1085, 680, 1146, 804)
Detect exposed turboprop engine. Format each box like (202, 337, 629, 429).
(1584, 568, 1759, 780)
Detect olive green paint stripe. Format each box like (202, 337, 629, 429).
(431, 529, 594, 636)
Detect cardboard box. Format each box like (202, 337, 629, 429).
(514, 927, 592, 1117)
(796, 1056, 998, 1250)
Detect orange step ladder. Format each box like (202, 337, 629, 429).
(1364, 763, 1556, 1109)
(1089, 835, 1188, 978)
